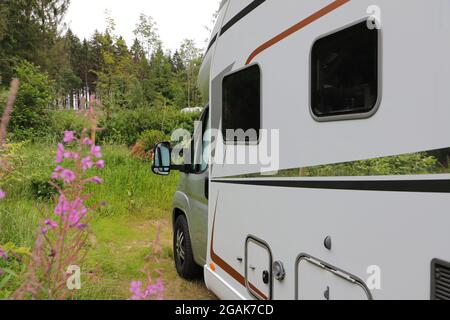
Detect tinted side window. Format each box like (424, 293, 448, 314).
(222, 64, 261, 142)
(311, 21, 379, 119)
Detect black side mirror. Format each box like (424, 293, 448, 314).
(152, 142, 172, 176)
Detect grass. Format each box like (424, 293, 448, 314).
(74, 216, 214, 300)
(0, 142, 215, 300)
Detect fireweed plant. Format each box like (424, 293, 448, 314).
(13, 98, 106, 299)
(129, 223, 165, 300)
(1, 91, 165, 299)
(0, 79, 20, 276)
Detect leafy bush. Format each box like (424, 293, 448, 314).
(9, 61, 54, 141)
(46, 110, 90, 142)
(100, 106, 200, 146)
(30, 178, 61, 201)
(0, 89, 7, 108)
(0, 243, 31, 295)
(0, 142, 28, 190)
(139, 130, 168, 151)
(130, 130, 168, 161)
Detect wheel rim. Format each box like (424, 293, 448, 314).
(176, 229, 185, 266)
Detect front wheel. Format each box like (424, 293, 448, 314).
(174, 215, 202, 280)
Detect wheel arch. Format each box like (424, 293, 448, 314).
(173, 207, 187, 228)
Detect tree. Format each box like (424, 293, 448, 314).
(0, 0, 70, 82)
(204, 4, 220, 46)
(133, 14, 161, 60)
(131, 38, 145, 63)
(10, 61, 54, 139)
(0, 1, 206, 119)
(0, 3, 8, 42)
(178, 39, 203, 108)
(145, 45, 175, 106)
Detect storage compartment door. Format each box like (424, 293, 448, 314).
(297, 256, 370, 300)
(246, 238, 272, 300)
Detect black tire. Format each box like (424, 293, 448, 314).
(174, 215, 202, 280)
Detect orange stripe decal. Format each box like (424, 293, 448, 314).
(245, 0, 351, 65)
(210, 195, 269, 300)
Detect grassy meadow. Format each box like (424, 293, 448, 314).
(0, 142, 215, 300)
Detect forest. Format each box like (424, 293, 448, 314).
(0, 0, 207, 143)
(0, 0, 216, 300)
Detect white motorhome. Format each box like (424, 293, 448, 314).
(154, 0, 450, 300)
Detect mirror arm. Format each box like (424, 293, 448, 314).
(171, 164, 190, 173)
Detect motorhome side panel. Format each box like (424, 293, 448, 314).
(205, 0, 450, 300)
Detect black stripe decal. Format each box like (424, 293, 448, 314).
(206, 33, 218, 54)
(220, 0, 266, 36)
(212, 179, 450, 193)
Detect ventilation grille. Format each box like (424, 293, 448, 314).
(432, 259, 450, 300)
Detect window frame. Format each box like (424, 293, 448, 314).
(222, 63, 262, 145)
(190, 106, 210, 174)
(309, 18, 382, 122)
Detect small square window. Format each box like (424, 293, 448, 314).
(222, 64, 261, 143)
(311, 21, 380, 119)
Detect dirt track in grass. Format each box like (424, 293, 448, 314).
(76, 216, 216, 300)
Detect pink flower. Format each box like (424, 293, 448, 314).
(129, 281, 144, 300)
(91, 145, 102, 158)
(68, 198, 87, 224)
(96, 160, 105, 169)
(55, 194, 69, 216)
(63, 131, 76, 143)
(60, 169, 76, 184)
(55, 195, 88, 225)
(64, 152, 79, 160)
(51, 166, 64, 180)
(45, 219, 58, 230)
(0, 189, 6, 200)
(0, 247, 7, 260)
(154, 279, 165, 300)
(56, 143, 65, 164)
(82, 156, 94, 171)
(130, 279, 164, 300)
(77, 223, 88, 230)
(90, 176, 103, 184)
(82, 138, 93, 146)
(144, 279, 165, 300)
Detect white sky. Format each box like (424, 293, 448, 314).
(65, 0, 220, 52)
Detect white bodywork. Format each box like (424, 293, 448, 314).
(199, 0, 450, 300)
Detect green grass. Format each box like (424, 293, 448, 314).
(1, 143, 180, 246)
(87, 144, 181, 218)
(0, 142, 214, 300)
(74, 216, 214, 300)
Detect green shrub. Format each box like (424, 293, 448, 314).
(0, 88, 7, 108)
(100, 106, 200, 146)
(30, 178, 60, 201)
(10, 61, 54, 141)
(130, 130, 168, 161)
(138, 130, 168, 152)
(46, 110, 90, 142)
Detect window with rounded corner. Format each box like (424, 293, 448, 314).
(222, 64, 261, 143)
(311, 21, 380, 120)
